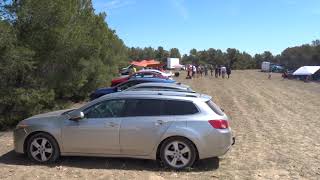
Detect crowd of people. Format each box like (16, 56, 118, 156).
(186, 64, 232, 79)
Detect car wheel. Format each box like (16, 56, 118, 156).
(160, 137, 197, 170)
(26, 133, 60, 163)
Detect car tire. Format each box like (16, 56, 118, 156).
(26, 133, 60, 163)
(160, 137, 197, 170)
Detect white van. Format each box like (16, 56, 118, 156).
(261, 61, 270, 72)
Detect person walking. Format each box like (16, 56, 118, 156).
(199, 65, 203, 77)
(132, 66, 137, 73)
(129, 67, 134, 75)
(215, 65, 219, 78)
(210, 65, 213, 76)
(226, 66, 231, 78)
(221, 66, 226, 79)
(187, 64, 191, 77)
(282, 70, 288, 80)
(218, 65, 221, 77)
(204, 65, 208, 76)
(195, 65, 200, 78)
(192, 64, 196, 78)
(268, 70, 272, 80)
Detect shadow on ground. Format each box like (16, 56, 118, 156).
(0, 150, 219, 172)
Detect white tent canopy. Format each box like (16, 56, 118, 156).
(293, 66, 320, 76)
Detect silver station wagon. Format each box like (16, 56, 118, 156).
(14, 91, 234, 169)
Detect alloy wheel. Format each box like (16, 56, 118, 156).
(164, 141, 191, 168)
(29, 137, 53, 162)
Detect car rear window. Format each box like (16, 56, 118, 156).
(164, 100, 199, 115)
(206, 100, 224, 116)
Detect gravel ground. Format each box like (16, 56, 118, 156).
(1, 70, 320, 179)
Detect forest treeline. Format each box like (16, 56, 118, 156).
(0, 0, 319, 129)
(128, 40, 320, 70)
(0, 0, 127, 129)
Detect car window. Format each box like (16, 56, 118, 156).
(164, 100, 199, 115)
(132, 73, 143, 78)
(124, 99, 164, 116)
(118, 81, 141, 91)
(143, 74, 155, 78)
(206, 100, 224, 116)
(84, 100, 126, 118)
(133, 73, 154, 78)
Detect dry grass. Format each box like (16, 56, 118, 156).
(1, 70, 320, 179)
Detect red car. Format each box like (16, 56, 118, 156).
(111, 71, 167, 86)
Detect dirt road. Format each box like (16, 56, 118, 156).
(1, 70, 320, 179)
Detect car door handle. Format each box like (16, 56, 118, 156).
(155, 120, 166, 126)
(108, 122, 118, 127)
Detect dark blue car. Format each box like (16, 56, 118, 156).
(90, 77, 176, 100)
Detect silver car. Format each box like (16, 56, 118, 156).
(125, 82, 195, 93)
(14, 91, 234, 169)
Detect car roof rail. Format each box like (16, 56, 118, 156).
(156, 92, 197, 97)
(185, 94, 198, 97)
(122, 90, 201, 98)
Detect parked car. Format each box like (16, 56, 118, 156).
(14, 90, 234, 169)
(111, 71, 168, 87)
(120, 64, 134, 75)
(90, 78, 175, 100)
(139, 69, 174, 78)
(125, 82, 195, 93)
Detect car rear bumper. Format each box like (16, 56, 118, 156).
(197, 129, 234, 159)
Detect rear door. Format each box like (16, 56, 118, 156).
(119, 99, 172, 156)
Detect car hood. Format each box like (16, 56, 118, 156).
(28, 109, 73, 119)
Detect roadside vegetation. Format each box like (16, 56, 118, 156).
(0, 0, 320, 130)
(0, 0, 127, 129)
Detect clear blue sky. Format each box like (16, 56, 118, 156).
(93, 0, 320, 55)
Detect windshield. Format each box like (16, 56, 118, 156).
(117, 81, 139, 91)
(62, 109, 76, 115)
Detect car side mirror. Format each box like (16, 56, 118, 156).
(68, 111, 84, 121)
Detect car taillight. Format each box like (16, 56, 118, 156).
(208, 120, 229, 129)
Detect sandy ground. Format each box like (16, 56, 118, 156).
(1, 70, 320, 179)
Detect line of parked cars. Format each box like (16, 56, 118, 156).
(90, 69, 175, 100)
(14, 69, 235, 170)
